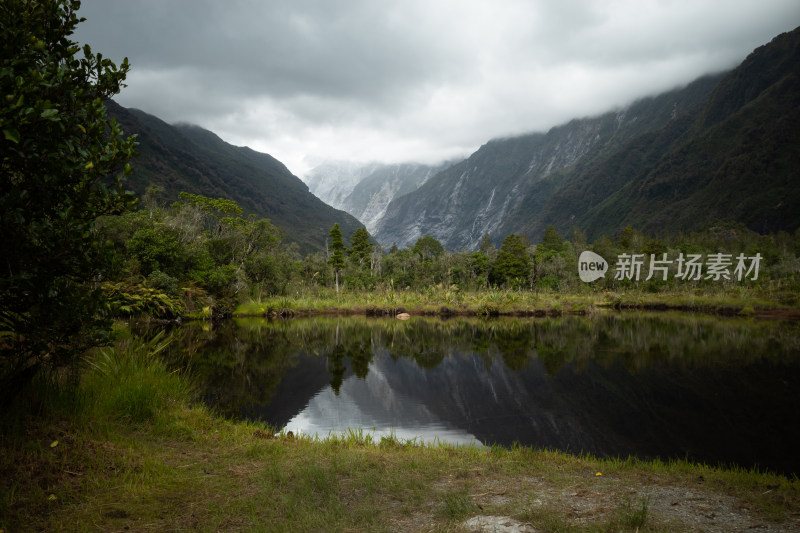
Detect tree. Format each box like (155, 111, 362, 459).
(348, 227, 373, 269)
(328, 223, 346, 293)
(0, 0, 137, 403)
(413, 235, 444, 262)
(539, 225, 565, 254)
(126, 225, 183, 277)
(346, 227, 375, 290)
(492, 234, 531, 288)
(616, 225, 636, 250)
(172, 192, 243, 238)
(479, 233, 495, 254)
(534, 226, 568, 290)
(571, 226, 588, 253)
(467, 251, 490, 288)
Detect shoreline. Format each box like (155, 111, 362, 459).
(3, 297, 799, 530)
(5, 406, 798, 532)
(224, 291, 800, 321)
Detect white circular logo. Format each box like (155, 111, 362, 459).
(578, 251, 608, 282)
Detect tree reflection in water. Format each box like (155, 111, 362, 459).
(143, 313, 800, 475)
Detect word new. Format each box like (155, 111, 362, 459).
(578, 251, 608, 282)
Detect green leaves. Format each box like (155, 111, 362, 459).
(413, 235, 444, 262)
(492, 234, 531, 288)
(2, 128, 20, 143)
(102, 282, 184, 318)
(0, 0, 137, 404)
(328, 223, 346, 270)
(328, 223, 346, 292)
(174, 192, 243, 217)
(348, 227, 373, 266)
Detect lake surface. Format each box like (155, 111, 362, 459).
(155, 312, 800, 475)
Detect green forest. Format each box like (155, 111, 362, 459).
(96, 189, 800, 321)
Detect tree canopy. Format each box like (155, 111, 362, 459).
(491, 234, 531, 288)
(348, 227, 373, 266)
(0, 0, 137, 403)
(413, 235, 444, 261)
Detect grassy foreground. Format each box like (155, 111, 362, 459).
(234, 286, 798, 319)
(2, 333, 799, 532)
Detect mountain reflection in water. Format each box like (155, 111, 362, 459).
(157, 313, 800, 475)
(285, 361, 482, 446)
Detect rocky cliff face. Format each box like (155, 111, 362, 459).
(304, 161, 383, 213)
(342, 162, 454, 233)
(305, 160, 453, 235)
(373, 74, 722, 250)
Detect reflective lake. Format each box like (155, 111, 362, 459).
(155, 312, 800, 475)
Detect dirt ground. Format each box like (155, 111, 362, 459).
(395, 473, 800, 532)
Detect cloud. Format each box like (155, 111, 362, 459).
(75, 0, 800, 177)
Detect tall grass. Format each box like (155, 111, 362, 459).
(0, 330, 196, 528)
(1, 329, 193, 436)
(234, 283, 796, 319)
(81, 331, 192, 426)
(235, 286, 597, 316)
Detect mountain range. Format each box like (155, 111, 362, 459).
(110, 26, 799, 253)
(106, 102, 363, 253)
(367, 26, 799, 249)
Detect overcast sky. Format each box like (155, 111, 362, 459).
(75, 0, 799, 179)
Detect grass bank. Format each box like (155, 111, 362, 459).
(234, 286, 798, 319)
(2, 335, 798, 532)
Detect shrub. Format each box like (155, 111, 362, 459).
(147, 270, 180, 298)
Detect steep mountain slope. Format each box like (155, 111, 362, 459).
(374, 27, 800, 250)
(539, 26, 800, 240)
(374, 74, 723, 250)
(107, 102, 362, 252)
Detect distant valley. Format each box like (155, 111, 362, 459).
(304, 160, 457, 235)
